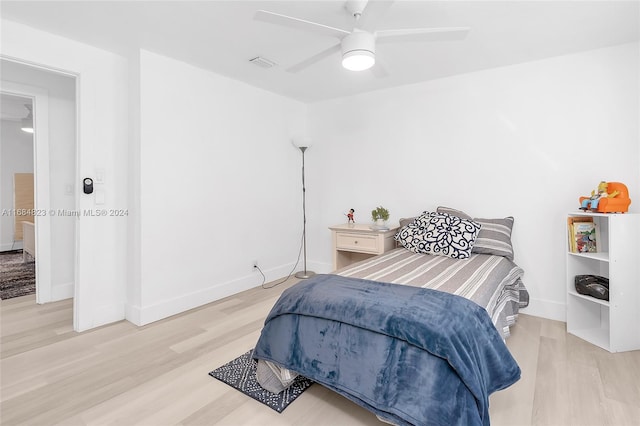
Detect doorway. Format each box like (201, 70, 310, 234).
(0, 94, 36, 299)
(0, 60, 77, 306)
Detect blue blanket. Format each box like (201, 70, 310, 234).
(253, 274, 521, 425)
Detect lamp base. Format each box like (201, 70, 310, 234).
(295, 270, 316, 279)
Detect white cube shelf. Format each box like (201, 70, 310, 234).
(566, 212, 640, 352)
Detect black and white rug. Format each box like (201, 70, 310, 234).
(209, 349, 313, 413)
(0, 250, 36, 300)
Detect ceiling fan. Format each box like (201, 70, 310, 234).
(254, 0, 470, 76)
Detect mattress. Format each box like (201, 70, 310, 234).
(334, 247, 528, 339)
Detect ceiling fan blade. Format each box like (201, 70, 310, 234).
(355, 0, 395, 32)
(254, 10, 350, 39)
(376, 27, 470, 44)
(286, 43, 342, 73)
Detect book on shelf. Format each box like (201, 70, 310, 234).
(567, 217, 590, 252)
(567, 216, 598, 253)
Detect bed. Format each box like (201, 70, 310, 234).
(22, 221, 35, 262)
(253, 208, 528, 425)
(334, 247, 527, 340)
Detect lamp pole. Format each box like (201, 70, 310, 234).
(295, 146, 315, 279)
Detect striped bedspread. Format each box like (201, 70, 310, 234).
(335, 248, 528, 339)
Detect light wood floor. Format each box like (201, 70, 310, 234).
(1, 279, 639, 426)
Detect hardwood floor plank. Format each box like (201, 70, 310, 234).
(0, 294, 38, 309)
(602, 397, 640, 426)
(566, 358, 608, 425)
(1, 323, 80, 359)
(531, 336, 573, 426)
(76, 333, 260, 426)
(179, 389, 252, 426)
(595, 350, 640, 406)
(489, 314, 540, 426)
(1, 341, 100, 390)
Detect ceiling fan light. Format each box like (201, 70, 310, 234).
(342, 50, 375, 71)
(341, 31, 376, 71)
(21, 117, 34, 133)
(20, 104, 34, 133)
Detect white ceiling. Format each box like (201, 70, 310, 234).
(1, 1, 638, 103)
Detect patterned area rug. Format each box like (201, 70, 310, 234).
(0, 250, 36, 300)
(209, 349, 313, 413)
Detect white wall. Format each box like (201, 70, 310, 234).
(307, 42, 640, 321)
(1, 61, 77, 300)
(129, 50, 307, 325)
(3, 18, 636, 328)
(0, 118, 33, 251)
(1, 19, 129, 331)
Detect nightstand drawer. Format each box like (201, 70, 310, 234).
(329, 223, 400, 270)
(336, 233, 378, 253)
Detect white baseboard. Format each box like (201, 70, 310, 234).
(126, 262, 303, 327)
(1, 242, 23, 251)
(125, 303, 142, 326)
(306, 260, 333, 275)
(520, 297, 566, 322)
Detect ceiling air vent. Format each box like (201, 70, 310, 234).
(249, 56, 277, 69)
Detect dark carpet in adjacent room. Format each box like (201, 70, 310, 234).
(209, 349, 313, 413)
(0, 250, 36, 300)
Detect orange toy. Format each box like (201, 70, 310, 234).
(579, 182, 631, 213)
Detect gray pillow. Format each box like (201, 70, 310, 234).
(436, 206, 472, 220)
(436, 206, 515, 260)
(472, 217, 515, 260)
(401, 207, 470, 228)
(399, 217, 416, 228)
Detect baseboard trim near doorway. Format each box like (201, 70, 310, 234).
(0, 242, 23, 252)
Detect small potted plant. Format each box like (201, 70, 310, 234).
(371, 206, 390, 229)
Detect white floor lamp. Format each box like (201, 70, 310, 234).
(293, 138, 315, 279)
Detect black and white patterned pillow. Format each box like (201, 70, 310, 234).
(395, 211, 481, 259)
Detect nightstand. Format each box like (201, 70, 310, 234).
(329, 223, 400, 270)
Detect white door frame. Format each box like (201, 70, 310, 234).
(2, 55, 84, 332)
(1, 81, 53, 304)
